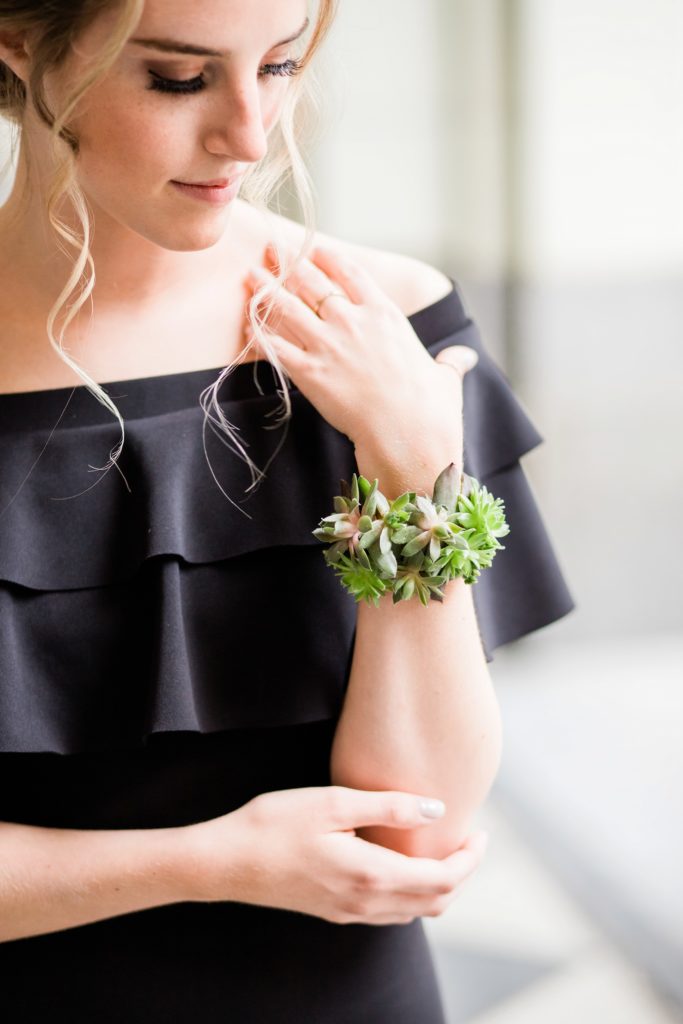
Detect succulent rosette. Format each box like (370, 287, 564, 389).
(312, 462, 510, 606)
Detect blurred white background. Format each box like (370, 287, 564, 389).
(304, 1, 683, 1021)
(308, 0, 683, 640)
(1, 1, 681, 1020)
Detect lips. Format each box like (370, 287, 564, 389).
(170, 178, 241, 205)
(174, 177, 234, 187)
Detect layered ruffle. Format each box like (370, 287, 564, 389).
(0, 278, 575, 753)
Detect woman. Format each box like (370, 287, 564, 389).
(0, 1, 575, 1021)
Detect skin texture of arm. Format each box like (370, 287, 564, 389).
(250, 214, 503, 862)
(0, 818, 201, 942)
(330, 556, 503, 861)
(324, 255, 504, 861)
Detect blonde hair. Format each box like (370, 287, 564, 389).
(0, 0, 339, 516)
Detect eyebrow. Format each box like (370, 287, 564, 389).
(129, 16, 310, 58)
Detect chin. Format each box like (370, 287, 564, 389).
(150, 216, 233, 254)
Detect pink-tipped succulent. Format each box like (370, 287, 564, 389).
(313, 463, 509, 604)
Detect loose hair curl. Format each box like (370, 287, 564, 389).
(0, 0, 339, 515)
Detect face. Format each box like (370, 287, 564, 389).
(37, 0, 310, 252)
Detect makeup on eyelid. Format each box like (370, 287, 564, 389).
(146, 58, 304, 95)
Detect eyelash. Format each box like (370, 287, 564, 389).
(146, 58, 304, 95)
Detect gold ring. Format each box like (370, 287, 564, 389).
(313, 290, 348, 317)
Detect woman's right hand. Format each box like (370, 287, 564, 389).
(180, 786, 489, 926)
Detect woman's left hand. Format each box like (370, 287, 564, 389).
(244, 243, 478, 494)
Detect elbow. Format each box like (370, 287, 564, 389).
(350, 740, 503, 862)
(331, 696, 504, 861)
(392, 758, 503, 859)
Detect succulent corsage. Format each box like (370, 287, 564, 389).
(312, 463, 510, 607)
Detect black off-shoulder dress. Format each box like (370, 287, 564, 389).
(0, 279, 575, 1022)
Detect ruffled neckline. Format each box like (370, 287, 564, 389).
(0, 272, 578, 755)
(0, 272, 551, 593)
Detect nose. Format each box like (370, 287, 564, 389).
(204, 76, 269, 166)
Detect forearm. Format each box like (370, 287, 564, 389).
(330, 441, 503, 859)
(0, 819, 195, 942)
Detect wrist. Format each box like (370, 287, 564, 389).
(143, 824, 204, 904)
(353, 437, 463, 502)
(171, 814, 249, 904)
(313, 459, 509, 605)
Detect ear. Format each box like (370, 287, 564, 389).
(434, 345, 479, 378)
(0, 29, 33, 84)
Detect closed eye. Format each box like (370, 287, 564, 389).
(147, 58, 304, 95)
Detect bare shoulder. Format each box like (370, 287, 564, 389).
(321, 232, 454, 319)
(239, 201, 454, 319)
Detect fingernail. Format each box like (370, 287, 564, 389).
(419, 798, 446, 819)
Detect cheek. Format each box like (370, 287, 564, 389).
(76, 98, 178, 190)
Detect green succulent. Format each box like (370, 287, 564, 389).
(429, 531, 487, 585)
(452, 480, 510, 540)
(322, 545, 389, 607)
(391, 551, 450, 606)
(312, 463, 510, 605)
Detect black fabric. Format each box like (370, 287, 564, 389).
(0, 721, 449, 1024)
(0, 278, 575, 756)
(0, 278, 575, 1022)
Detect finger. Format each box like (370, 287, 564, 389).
(325, 787, 448, 833)
(263, 239, 306, 277)
(434, 345, 479, 378)
(441, 830, 490, 878)
(381, 891, 453, 920)
(330, 825, 487, 900)
(245, 322, 310, 381)
(246, 267, 325, 350)
(245, 293, 307, 351)
(345, 839, 474, 898)
(264, 242, 344, 313)
(391, 877, 475, 920)
(281, 258, 352, 317)
(307, 244, 383, 305)
(392, 830, 490, 895)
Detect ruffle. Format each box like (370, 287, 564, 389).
(0, 388, 355, 591)
(0, 278, 575, 754)
(0, 281, 544, 591)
